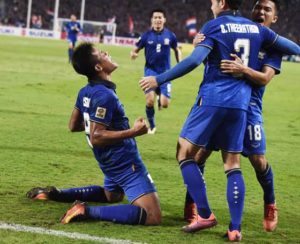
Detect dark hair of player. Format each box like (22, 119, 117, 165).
(226, 0, 243, 10)
(150, 8, 166, 18)
(252, 0, 280, 12)
(72, 43, 99, 79)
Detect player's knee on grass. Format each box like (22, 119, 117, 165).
(249, 154, 268, 172)
(144, 207, 161, 225)
(133, 192, 161, 225)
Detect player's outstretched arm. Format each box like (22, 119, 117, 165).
(156, 46, 211, 85)
(273, 36, 300, 55)
(69, 108, 85, 132)
(89, 118, 148, 147)
(220, 54, 276, 86)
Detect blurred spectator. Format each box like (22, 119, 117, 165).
(1, 0, 299, 43)
(31, 14, 42, 29)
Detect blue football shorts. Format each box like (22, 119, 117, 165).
(180, 104, 247, 152)
(144, 68, 171, 98)
(67, 38, 77, 48)
(103, 162, 157, 203)
(242, 118, 266, 156)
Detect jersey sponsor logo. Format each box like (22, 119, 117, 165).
(148, 40, 154, 44)
(164, 38, 170, 45)
(95, 107, 106, 119)
(258, 51, 266, 60)
(83, 97, 90, 108)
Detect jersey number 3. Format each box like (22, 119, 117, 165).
(234, 39, 250, 66)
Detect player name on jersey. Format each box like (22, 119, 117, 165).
(220, 24, 259, 34)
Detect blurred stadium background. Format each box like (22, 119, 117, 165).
(0, 0, 299, 48)
(0, 1, 300, 243)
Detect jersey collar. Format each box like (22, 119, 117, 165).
(89, 79, 116, 90)
(152, 28, 164, 34)
(217, 10, 241, 18)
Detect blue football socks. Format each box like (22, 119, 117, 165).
(146, 106, 155, 129)
(185, 162, 206, 204)
(226, 168, 245, 231)
(53, 185, 109, 202)
(180, 159, 212, 219)
(86, 204, 147, 225)
(255, 163, 275, 204)
(68, 48, 73, 62)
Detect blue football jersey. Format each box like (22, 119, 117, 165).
(136, 28, 178, 73)
(65, 21, 81, 41)
(75, 80, 144, 177)
(197, 11, 278, 111)
(248, 49, 282, 122)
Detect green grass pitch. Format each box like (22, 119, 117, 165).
(0, 35, 299, 243)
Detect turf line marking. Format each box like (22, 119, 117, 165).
(0, 222, 144, 244)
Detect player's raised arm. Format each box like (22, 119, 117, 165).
(272, 35, 300, 55)
(139, 46, 211, 91)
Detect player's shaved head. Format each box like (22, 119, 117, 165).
(72, 43, 98, 79)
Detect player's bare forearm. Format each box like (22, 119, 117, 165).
(243, 66, 275, 86)
(174, 48, 182, 63)
(130, 48, 141, 60)
(220, 54, 275, 86)
(90, 118, 148, 147)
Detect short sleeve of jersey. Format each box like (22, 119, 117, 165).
(196, 21, 215, 49)
(90, 91, 117, 126)
(260, 26, 278, 48)
(263, 49, 282, 75)
(136, 32, 147, 49)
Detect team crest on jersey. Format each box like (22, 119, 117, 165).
(164, 38, 170, 45)
(95, 107, 106, 119)
(83, 97, 90, 108)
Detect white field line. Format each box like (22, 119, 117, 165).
(0, 221, 144, 244)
